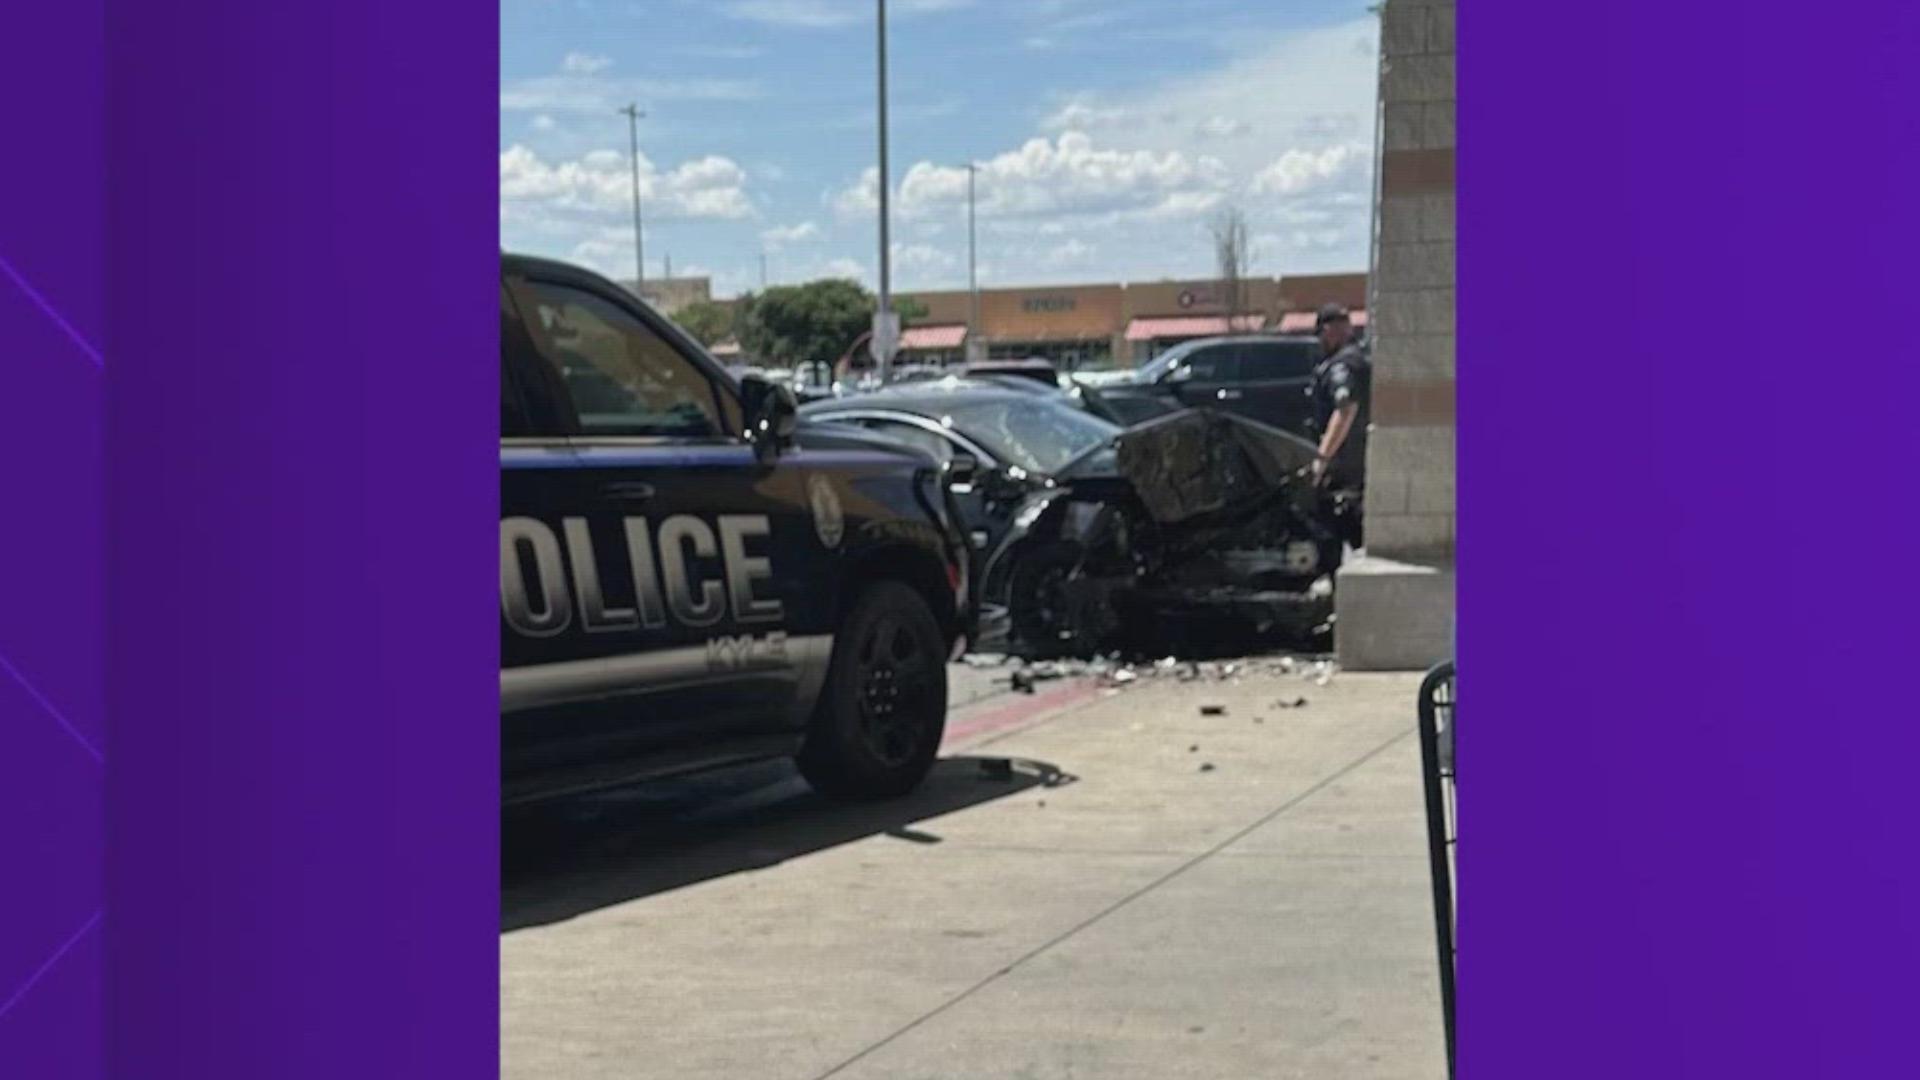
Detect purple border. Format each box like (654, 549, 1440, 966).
(2, 2, 104, 1077)
(102, 2, 498, 1075)
(1461, 2, 1920, 1075)
(7, 0, 1916, 1074)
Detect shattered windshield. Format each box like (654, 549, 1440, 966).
(940, 398, 1120, 476)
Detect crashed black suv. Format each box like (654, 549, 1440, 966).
(804, 380, 1341, 658)
(979, 408, 1342, 657)
(501, 255, 972, 805)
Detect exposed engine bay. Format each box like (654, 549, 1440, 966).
(978, 409, 1357, 658)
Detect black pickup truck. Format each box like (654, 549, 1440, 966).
(501, 255, 973, 805)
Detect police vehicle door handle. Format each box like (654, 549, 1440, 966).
(600, 481, 656, 503)
(1216, 389, 1243, 401)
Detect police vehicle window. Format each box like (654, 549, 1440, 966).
(522, 282, 727, 439)
(502, 356, 530, 437)
(1239, 340, 1319, 380)
(861, 420, 956, 465)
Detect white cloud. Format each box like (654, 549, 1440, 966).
(722, 0, 969, 28)
(1197, 116, 1251, 139)
(1043, 238, 1094, 268)
(822, 257, 865, 280)
(500, 144, 755, 221)
(501, 74, 758, 111)
(892, 242, 958, 282)
(532, 115, 557, 131)
(852, 132, 1232, 223)
(1250, 144, 1368, 197)
(762, 221, 823, 247)
(831, 166, 880, 217)
(1040, 99, 1134, 132)
(561, 52, 613, 75)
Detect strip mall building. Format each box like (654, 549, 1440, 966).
(891, 272, 1366, 370)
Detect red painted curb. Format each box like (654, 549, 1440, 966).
(941, 680, 1107, 750)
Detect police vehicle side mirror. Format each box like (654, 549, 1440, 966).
(1165, 363, 1193, 384)
(739, 375, 798, 460)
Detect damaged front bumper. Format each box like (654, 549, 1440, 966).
(977, 408, 1349, 658)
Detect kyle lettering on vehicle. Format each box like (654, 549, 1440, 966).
(501, 513, 789, 669)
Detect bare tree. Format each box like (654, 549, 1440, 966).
(1211, 206, 1251, 329)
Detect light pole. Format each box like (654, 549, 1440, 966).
(619, 103, 647, 291)
(875, 0, 894, 383)
(967, 159, 983, 361)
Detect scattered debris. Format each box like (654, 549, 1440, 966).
(1276, 696, 1308, 709)
(1199, 762, 1217, 773)
(978, 758, 1015, 782)
(1189, 744, 1200, 753)
(1008, 669, 1037, 694)
(1108, 667, 1138, 685)
(1200, 704, 1227, 716)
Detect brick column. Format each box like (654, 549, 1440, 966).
(1335, 0, 1456, 670)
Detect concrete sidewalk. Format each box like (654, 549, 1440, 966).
(503, 668, 1448, 1079)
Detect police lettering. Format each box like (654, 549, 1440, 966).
(500, 515, 782, 638)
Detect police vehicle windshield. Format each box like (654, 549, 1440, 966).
(940, 398, 1119, 476)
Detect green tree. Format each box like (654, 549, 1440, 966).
(894, 296, 929, 325)
(736, 278, 876, 370)
(673, 300, 734, 347)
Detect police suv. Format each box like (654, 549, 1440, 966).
(501, 255, 971, 804)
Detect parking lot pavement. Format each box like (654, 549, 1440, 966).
(502, 666, 1448, 1080)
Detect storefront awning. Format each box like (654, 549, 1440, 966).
(1276, 309, 1368, 333)
(1124, 315, 1265, 342)
(899, 324, 968, 350)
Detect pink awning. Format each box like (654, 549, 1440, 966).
(899, 324, 968, 350)
(1124, 315, 1264, 342)
(1276, 309, 1368, 333)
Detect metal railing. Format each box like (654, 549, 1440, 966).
(1418, 659, 1457, 1078)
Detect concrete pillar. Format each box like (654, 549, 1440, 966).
(1336, 0, 1456, 671)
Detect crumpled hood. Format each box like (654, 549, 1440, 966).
(1112, 408, 1320, 524)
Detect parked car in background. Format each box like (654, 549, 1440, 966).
(1079, 334, 1323, 439)
(958, 357, 1061, 387)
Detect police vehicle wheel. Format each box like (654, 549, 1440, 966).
(798, 582, 948, 800)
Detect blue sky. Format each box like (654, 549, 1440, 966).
(502, 0, 1380, 298)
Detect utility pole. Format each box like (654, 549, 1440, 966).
(664, 252, 672, 281)
(619, 103, 647, 291)
(874, 0, 894, 383)
(966, 162, 979, 363)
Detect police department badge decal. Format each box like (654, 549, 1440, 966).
(808, 474, 845, 549)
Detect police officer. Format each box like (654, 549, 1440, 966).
(1308, 303, 1371, 546)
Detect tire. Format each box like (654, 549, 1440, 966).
(1005, 543, 1091, 660)
(797, 581, 949, 800)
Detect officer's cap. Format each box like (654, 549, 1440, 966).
(1314, 303, 1351, 329)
